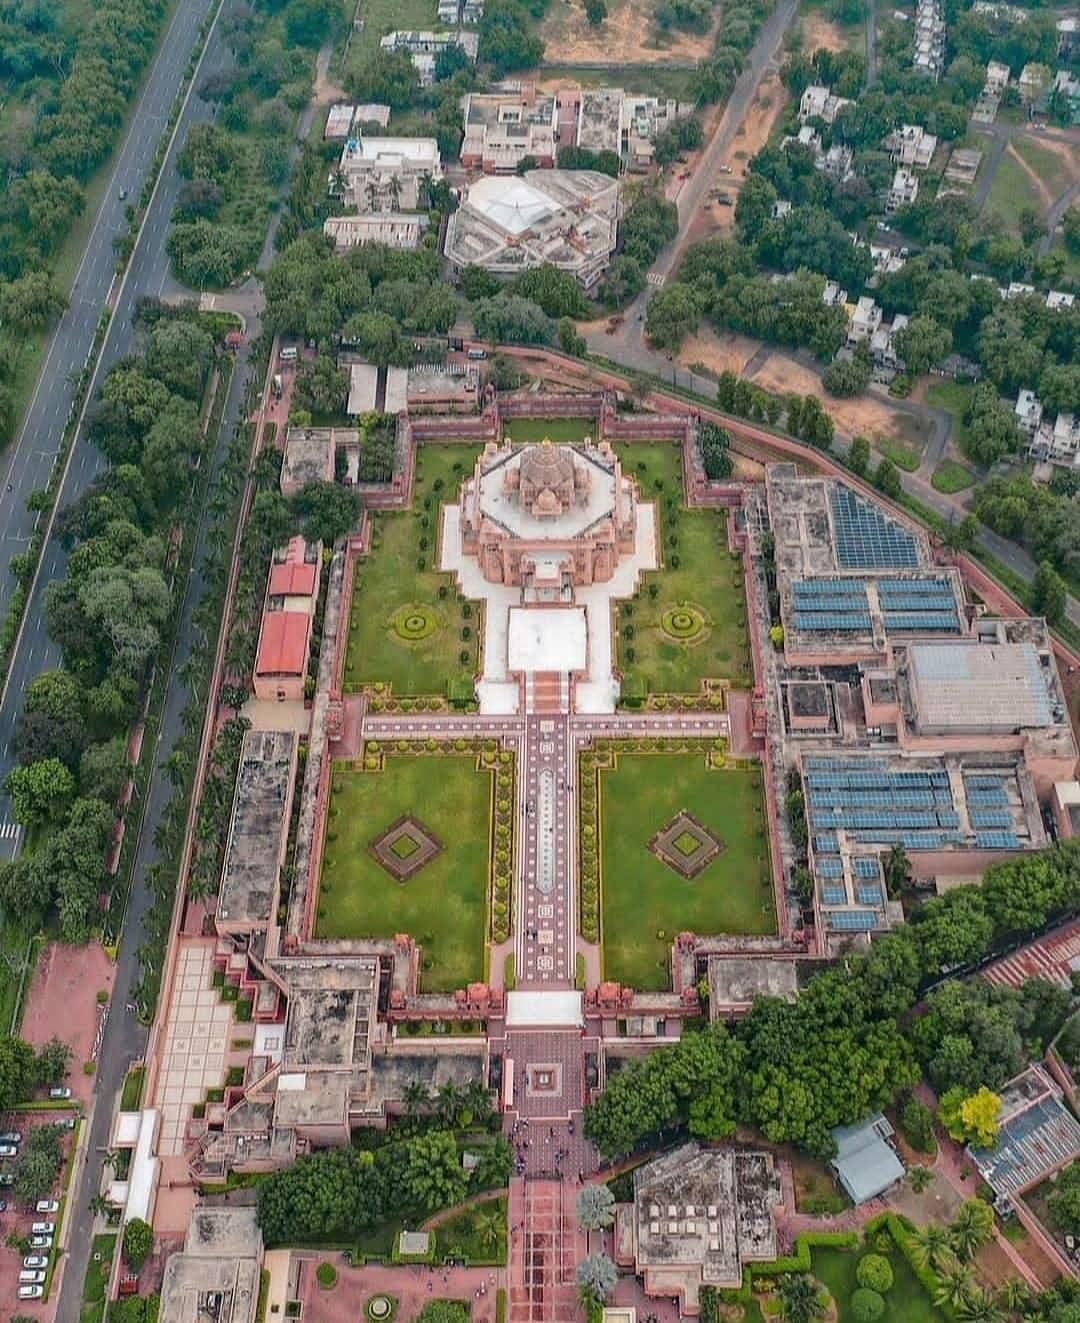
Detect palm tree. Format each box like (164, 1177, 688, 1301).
(436, 1079, 463, 1127)
(996, 1278, 1032, 1315)
(462, 1078, 492, 1124)
(956, 1285, 1007, 1323)
(473, 1207, 504, 1253)
(950, 1200, 995, 1261)
(907, 1164, 933, 1193)
(387, 174, 402, 208)
(575, 1253, 617, 1303)
(910, 1222, 953, 1271)
(576, 1183, 616, 1231)
(402, 1081, 430, 1115)
(934, 1263, 976, 1312)
(777, 1273, 825, 1323)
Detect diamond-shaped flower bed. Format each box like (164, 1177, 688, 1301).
(649, 810, 725, 880)
(370, 815, 443, 881)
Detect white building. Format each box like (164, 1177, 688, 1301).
(323, 212, 424, 250)
(914, 0, 946, 79)
(886, 124, 937, 169)
(444, 169, 621, 289)
(336, 136, 442, 213)
(380, 30, 479, 85)
(1031, 412, 1080, 467)
(1019, 62, 1052, 103)
(868, 243, 906, 278)
(823, 280, 848, 307)
(1047, 289, 1076, 311)
(573, 87, 691, 171)
(886, 167, 919, 212)
(986, 60, 1011, 93)
(798, 84, 853, 124)
(1005, 281, 1036, 300)
(460, 91, 558, 173)
(1015, 389, 1044, 436)
(848, 296, 883, 344)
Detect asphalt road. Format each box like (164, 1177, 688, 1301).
(0, 0, 229, 856)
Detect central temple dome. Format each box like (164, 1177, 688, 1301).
(519, 441, 576, 492)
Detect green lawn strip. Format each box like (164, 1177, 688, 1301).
(930, 459, 975, 494)
(318, 755, 493, 990)
(874, 437, 921, 473)
(614, 442, 751, 695)
(120, 1066, 148, 1111)
(598, 749, 774, 990)
(80, 1233, 117, 1323)
(345, 444, 482, 696)
(502, 417, 598, 445)
(433, 1195, 508, 1265)
(810, 1245, 947, 1323)
(984, 149, 1042, 229)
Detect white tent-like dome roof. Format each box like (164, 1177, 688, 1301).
(466, 176, 555, 235)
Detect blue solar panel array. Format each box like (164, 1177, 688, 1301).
(881, 611, 962, 634)
(806, 758, 960, 855)
(822, 885, 847, 905)
(828, 910, 880, 931)
(817, 857, 844, 879)
(970, 809, 1014, 829)
(976, 830, 1021, 849)
(968, 787, 1009, 806)
(815, 833, 839, 853)
(831, 486, 919, 569)
(857, 883, 883, 906)
(793, 578, 872, 634)
(854, 857, 880, 879)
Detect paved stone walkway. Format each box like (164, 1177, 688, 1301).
(517, 714, 574, 987)
(506, 1179, 585, 1323)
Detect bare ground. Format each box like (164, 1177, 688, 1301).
(22, 940, 115, 1105)
(751, 353, 926, 446)
(801, 9, 849, 52)
(679, 327, 762, 376)
(541, 0, 713, 63)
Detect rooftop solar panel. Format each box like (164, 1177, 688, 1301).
(821, 885, 847, 905)
(854, 858, 880, 879)
(856, 883, 883, 907)
(828, 910, 880, 931)
(830, 486, 920, 570)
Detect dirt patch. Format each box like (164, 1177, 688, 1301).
(679, 328, 762, 377)
(801, 9, 850, 52)
(1004, 142, 1056, 212)
(541, 0, 713, 64)
(22, 941, 115, 1106)
(886, 1168, 963, 1227)
(750, 352, 925, 447)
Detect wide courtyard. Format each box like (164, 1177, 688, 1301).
(317, 753, 496, 990)
(590, 744, 775, 990)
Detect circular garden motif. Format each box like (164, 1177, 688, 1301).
(660, 603, 708, 644)
(391, 604, 438, 642)
(366, 1296, 395, 1322)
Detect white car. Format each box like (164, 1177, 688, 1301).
(23, 1256, 48, 1269)
(18, 1286, 44, 1300)
(35, 1201, 59, 1214)
(29, 1235, 54, 1249)
(31, 1221, 55, 1234)
(0, 1131, 22, 1144)
(18, 1270, 46, 1284)
(48, 1087, 71, 1100)
(0, 1145, 17, 1157)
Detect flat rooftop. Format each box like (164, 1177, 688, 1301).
(160, 1208, 262, 1323)
(275, 955, 378, 1070)
(906, 641, 1059, 733)
(707, 956, 799, 1008)
(282, 428, 353, 492)
(218, 731, 296, 928)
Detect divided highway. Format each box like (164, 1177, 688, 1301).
(0, 0, 227, 855)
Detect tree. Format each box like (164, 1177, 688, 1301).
(557, 317, 587, 358)
(823, 356, 871, 397)
(5, 757, 76, 827)
(294, 356, 347, 417)
(909, 1222, 954, 1272)
(0, 271, 67, 334)
(1064, 204, 1080, 256)
(166, 221, 252, 288)
(401, 1130, 467, 1212)
(893, 315, 952, 377)
(0, 1038, 37, 1111)
(855, 1254, 893, 1294)
(934, 1262, 975, 1312)
(35, 1037, 71, 1085)
(699, 421, 732, 480)
(1048, 1161, 1080, 1238)
(851, 1289, 885, 1323)
(512, 264, 590, 319)
(938, 1086, 1001, 1148)
(478, 0, 543, 74)
(584, 0, 607, 24)
(576, 1183, 616, 1230)
(416, 1304, 470, 1323)
(778, 1273, 825, 1323)
(123, 1217, 154, 1269)
(460, 266, 500, 301)
(146, 318, 214, 400)
(292, 481, 361, 545)
(949, 1200, 995, 1261)
(79, 739, 131, 804)
(1032, 560, 1067, 626)
(13, 1149, 60, 1203)
(884, 843, 908, 897)
(473, 293, 554, 346)
(899, 1097, 935, 1153)
(848, 435, 870, 477)
(346, 48, 420, 108)
(873, 457, 902, 500)
(645, 281, 700, 350)
(576, 1253, 617, 1303)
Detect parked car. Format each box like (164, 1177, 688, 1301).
(0, 1200, 7, 1211)
(18, 1286, 44, 1300)
(0, 1172, 15, 1186)
(31, 1221, 55, 1234)
(61, 1118, 76, 1130)
(19, 1270, 46, 1284)
(23, 1256, 48, 1269)
(29, 1235, 54, 1249)
(48, 1088, 71, 1100)
(0, 1131, 22, 1144)
(718, 163, 732, 173)
(0, 1145, 17, 1157)
(35, 1201, 59, 1214)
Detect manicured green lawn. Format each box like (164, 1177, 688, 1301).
(931, 459, 975, 494)
(875, 437, 921, 472)
(599, 751, 774, 990)
(615, 443, 751, 695)
(318, 756, 492, 990)
(502, 417, 598, 445)
(436, 1195, 508, 1264)
(80, 1234, 117, 1323)
(812, 1246, 946, 1323)
(345, 445, 481, 696)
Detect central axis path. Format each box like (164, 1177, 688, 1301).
(516, 711, 574, 987)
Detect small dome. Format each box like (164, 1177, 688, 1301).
(534, 487, 561, 514)
(519, 441, 575, 491)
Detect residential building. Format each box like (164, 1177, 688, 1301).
(771, 199, 792, 220)
(613, 1143, 782, 1314)
(886, 166, 919, 211)
(986, 59, 1011, 92)
(821, 143, 854, 181)
(323, 212, 424, 250)
(1051, 70, 1080, 122)
(379, 30, 479, 85)
(353, 103, 393, 128)
(444, 169, 621, 289)
(324, 104, 392, 138)
(822, 280, 847, 307)
(943, 146, 982, 187)
(914, 0, 946, 79)
(336, 136, 441, 213)
(868, 243, 906, 278)
(1030, 412, 1080, 467)
(885, 124, 937, 169)
(1019, 61, 1052, 103)
(848, 295, 882, 343)
(1015, 388, 1043, 436)
(1047, 289, 1076, 310)
(281, 427, 355, 496)
(325, 104, 356, 139)
(1006, 281, 1036, 299)
(798, 83, 852, 124)
(460, 90, 558, 173)
(439, 0, 484, 20)
(870, 313, 908, 373)
(569, 87, 691, 170)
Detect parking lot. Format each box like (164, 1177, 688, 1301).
(0, 1109, 81, 1318)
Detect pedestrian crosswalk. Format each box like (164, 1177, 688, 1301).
(645, 271, 666, 288)
(0, 820, 20, 842)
